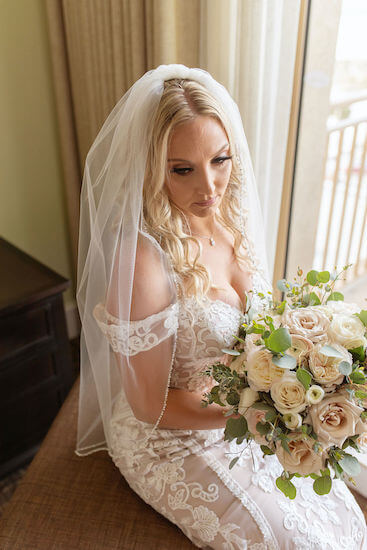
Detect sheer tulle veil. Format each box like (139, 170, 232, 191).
(76, 64, 270, 456)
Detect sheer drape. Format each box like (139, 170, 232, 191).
(200, 0, 301, 279)
(46, 0, 200, 272)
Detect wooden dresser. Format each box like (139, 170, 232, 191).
(0, 237, 73, 478)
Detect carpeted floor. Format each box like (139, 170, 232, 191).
(0, 336, 80, 517)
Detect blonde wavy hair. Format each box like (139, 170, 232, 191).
(143, 78, 247, 298)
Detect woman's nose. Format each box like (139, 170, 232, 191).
(198, 167, 216, 195)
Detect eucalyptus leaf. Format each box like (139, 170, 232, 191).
(320, 345, 344, 359)
(229, 457, 239, 470)
(307, 270, 319, 286)
(265, 409, 277, 423)
(260, 444, 275, 456)
(256, 421, 271, 435)
(221, 348, 241, 356)
(277, 279, 291, 293)
(338, 361, 352, 376)
(296, 368, 312, 390)
(224, 416, 248, 442)
(327, 292, 344, 302)
(276, 477, 296, 499)
(272, 354, 297, 370)
(339, 454, 361, 476)
(309, 292, 321, 306)
(350, 370, 366, 384)
(349, 345, 366, 363)
(276, 301, 286, 315)
(317, 271, 330, 283)
(355, 310, 367, 328)
(313, 475, 332, 495)
(264, 327, 291, 353)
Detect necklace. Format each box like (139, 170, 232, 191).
(177, 207, 217, 246)
(191, 232, 216, 246)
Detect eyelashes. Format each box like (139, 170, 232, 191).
(170, 155, 232, 176)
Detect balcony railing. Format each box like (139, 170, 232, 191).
(314, 92, 367, 287)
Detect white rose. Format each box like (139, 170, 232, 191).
(229, 352, 247, 374)
(309, 343, 352, 386)
(275, 433, 324, 475)
(282, 308, 330, 344)
(238, 388, 259, 414)
(246, 347, 284, 392)
(357, 432, 367, 452)
(308, 391, 365, 448)
(287, 334, 314, 366)
(328, 313, 367, 350)
(306, 385, 325, 405)
(283, 412, 302, 429)
(270, 372, 307, 415)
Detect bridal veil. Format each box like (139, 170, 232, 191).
(76, 64, 270, 456)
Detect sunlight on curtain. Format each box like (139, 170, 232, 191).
(200, 0, 300, 278)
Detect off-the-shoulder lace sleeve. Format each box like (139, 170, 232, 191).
(93, 302, 179, 356)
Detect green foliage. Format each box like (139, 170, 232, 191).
(229, 457, 239, 469)
(272, 353, 297, 370)
(276, 476, 296, 499)
(307, 270, 319, 286)
(222, 348, 241, 356)
(308, 292, 321, 306)
(326, 291, 344, 302)
(355, 310, 367, 328)
(350, 370, 366, 384)
(339, 454, 361, 476)
(256, 421, 271, 436)
(313, 475, 332, 495)
(349, 345, 366, 363)
(260, 444, 275, 455)
(264, 327, 291, 353)
(224, 416, 248, 442)
(296, 367, 312, 390)
(319, 345, 344, 359)
(338, 361, 352, 376)
(317, 271, 330, 283)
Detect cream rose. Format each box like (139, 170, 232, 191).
(287, 334, 314, 367)
(246, 347, 284, 391)
(308, 391, 366, 448)
(328, 313, 367, 350)
(270, 372, 307, 414)
(282, 308, 330, 344)
(308, 343, 352, 387)
(238, 387, 259, 414)
(229, 352, 247, 374)
(357, 432, 367, 452)
(244, 407, 267, 444)
(275, 433, 324, 475)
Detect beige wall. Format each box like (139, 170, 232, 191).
(0, 0, 74, 305)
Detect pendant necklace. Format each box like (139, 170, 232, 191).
(191, 231, 216, 246)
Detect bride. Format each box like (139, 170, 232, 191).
(76, 65, 367, 549)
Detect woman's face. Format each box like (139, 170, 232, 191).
(165, 115, 232, 219)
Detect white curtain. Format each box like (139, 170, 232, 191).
(200, 0, 301, 278)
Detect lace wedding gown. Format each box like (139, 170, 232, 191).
(94, 293, 367, 549)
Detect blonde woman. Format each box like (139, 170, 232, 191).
(77, 65, 367, 549)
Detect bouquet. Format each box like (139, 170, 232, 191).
(202, 266, 367, 499)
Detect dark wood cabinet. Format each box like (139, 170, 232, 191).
(0, 237, 74, 478)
